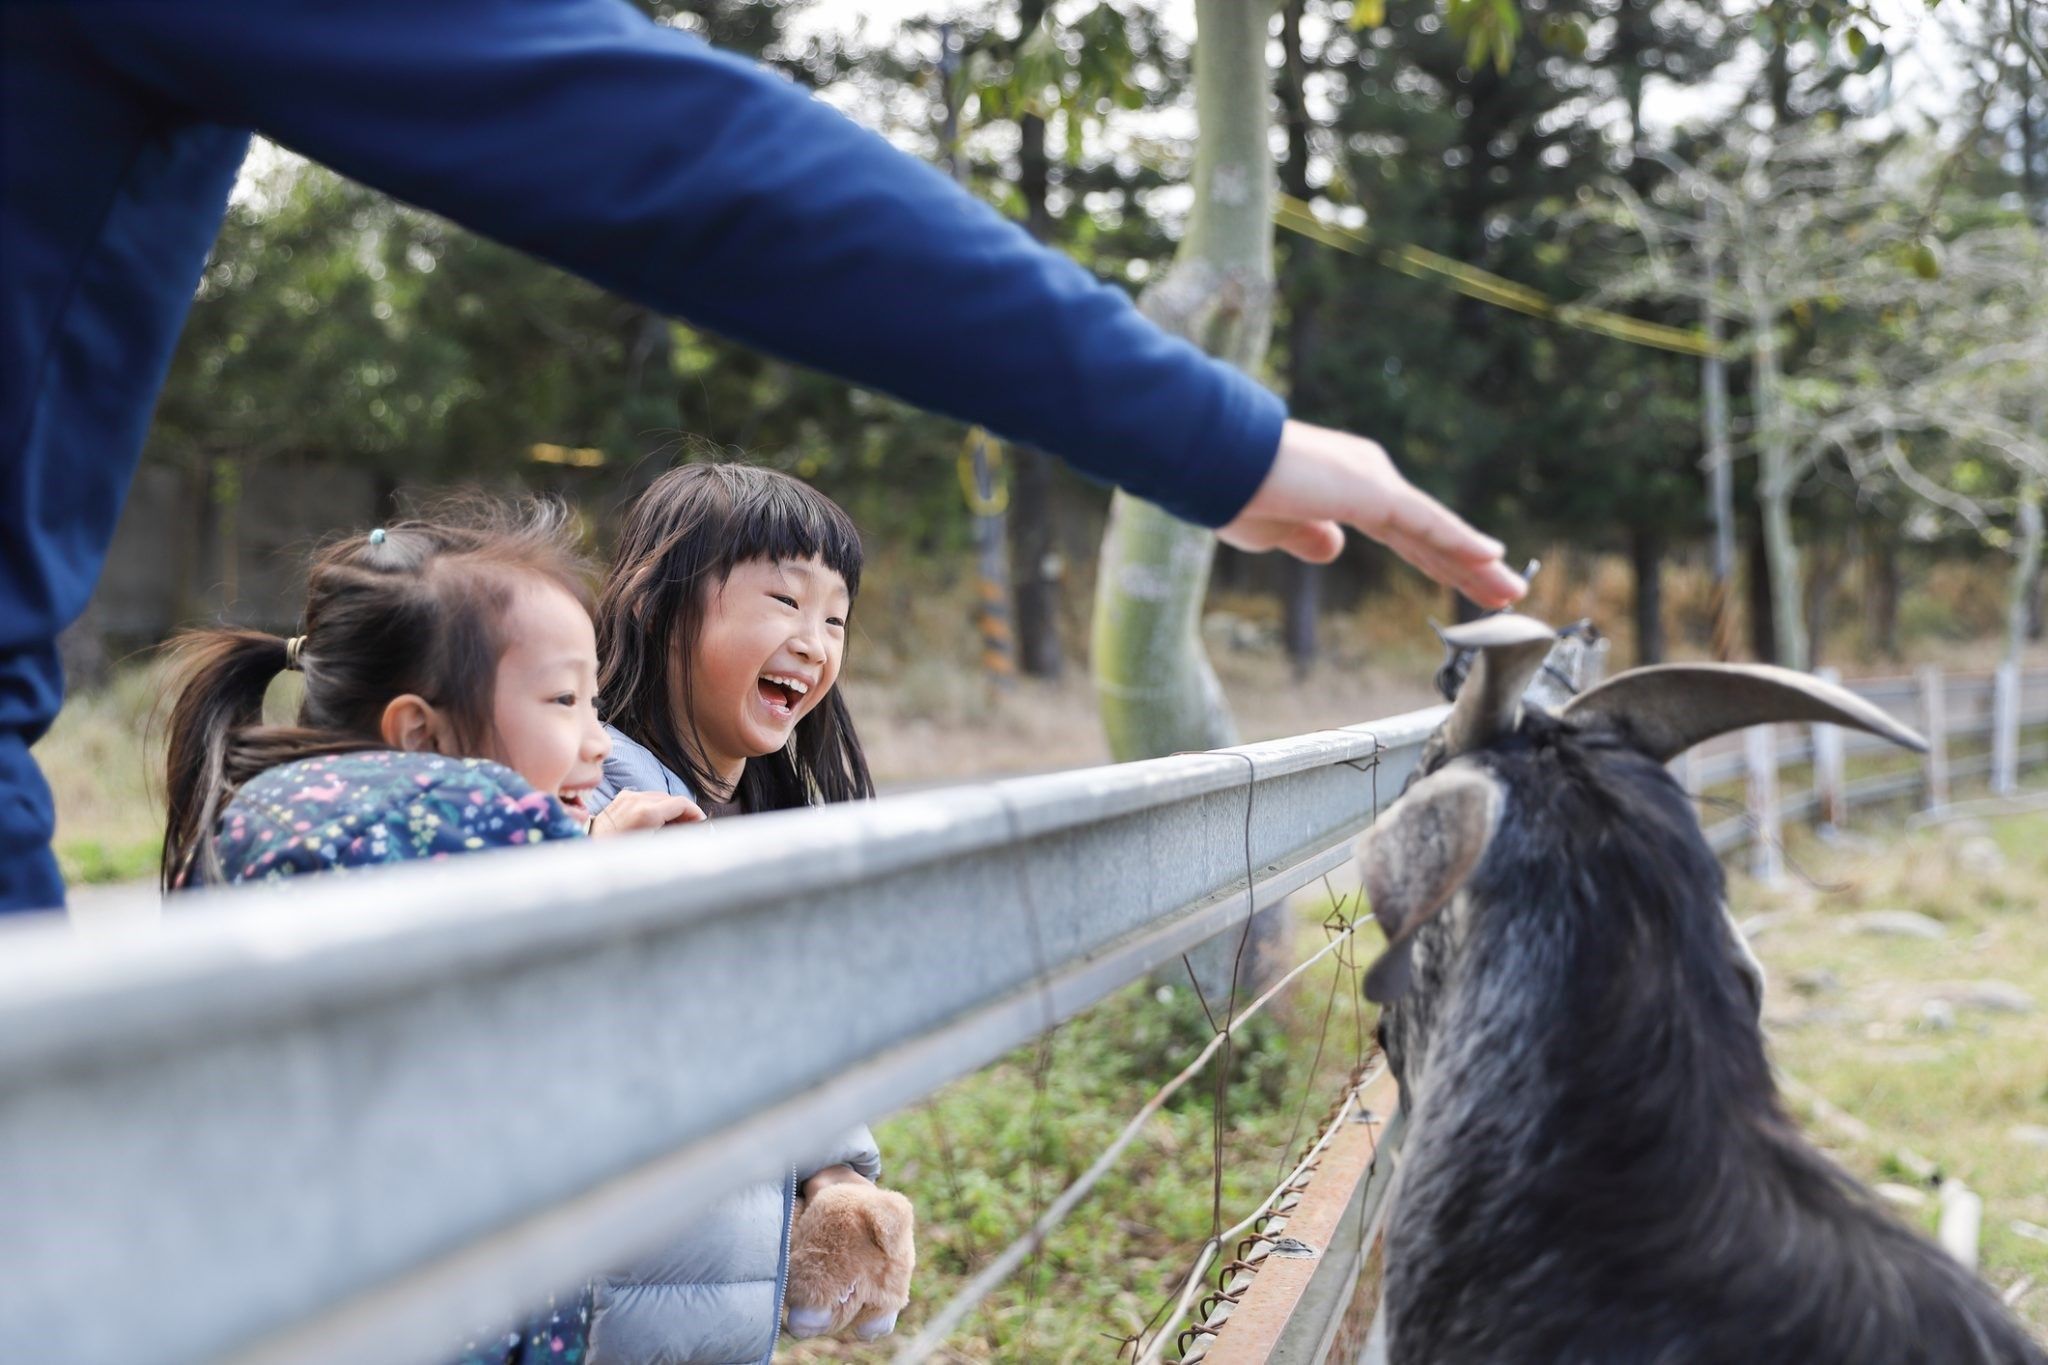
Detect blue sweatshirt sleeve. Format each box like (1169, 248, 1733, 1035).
(78, 0, 1286, 528)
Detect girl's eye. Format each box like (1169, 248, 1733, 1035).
(826, 617, 846, 629)
(770, 593, 798, 609)
(553, 693, 578, 707)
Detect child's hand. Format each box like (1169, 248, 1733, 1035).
(588, 791, 706, 837)
(784, 1174, 915, 1343)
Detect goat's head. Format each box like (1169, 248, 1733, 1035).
(1361, 614, 1926, 1085)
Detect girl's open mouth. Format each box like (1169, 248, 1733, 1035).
(558, 787, 594, 816)
(757, 673, 811, 717)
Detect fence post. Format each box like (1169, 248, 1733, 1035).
(1993, 661, 2020, 796)
(1671, 747, 1698, 802)
(1919, 666, 1949, 811)
(1813, 666, 1846, 829)
(1745, 724, 1783, 885)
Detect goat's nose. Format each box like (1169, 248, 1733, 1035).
(786, 1306, 833, 1338)
(854, 1311, 900, 1341)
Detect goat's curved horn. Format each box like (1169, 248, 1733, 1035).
(1438, 614, 1559, 757)
(1561, 663, 1928, 761)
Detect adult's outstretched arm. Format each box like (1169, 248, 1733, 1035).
(80, 0, 1279, 530)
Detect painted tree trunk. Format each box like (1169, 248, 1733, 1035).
(1091, 0, 1281, 998)
(1745, 270, 1809, 671)
(1092, 0, 1275, 761)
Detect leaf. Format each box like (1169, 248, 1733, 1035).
(1350, 0, 1386, 30)
(1845, 25, 1868, 58)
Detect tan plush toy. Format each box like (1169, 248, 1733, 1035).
(783, 1182, 916, 1343)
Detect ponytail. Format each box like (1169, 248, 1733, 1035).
(160, 629, 291, 891)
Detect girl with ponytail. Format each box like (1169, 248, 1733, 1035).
(159, 499, 698, 892)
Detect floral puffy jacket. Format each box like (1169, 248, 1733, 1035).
(214, 749, 594, 1363)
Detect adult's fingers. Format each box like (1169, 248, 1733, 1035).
(1217, 515, 1344, 563)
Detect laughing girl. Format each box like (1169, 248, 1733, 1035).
(583, 463, 898, 1362)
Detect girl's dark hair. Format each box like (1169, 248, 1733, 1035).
(159, 498, 594, 891)
(597, 463, 873, 813)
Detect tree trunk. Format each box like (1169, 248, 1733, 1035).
(1282, 557, 1319, 681)
(2007, 481, 2044, 667)
(1745, 517, 1777, 664)
(1804, 534, 1837, 669)
(1091, 0, 1280, 998)
(1010, 449, 1064, 680)
(1274, 0, 1320, 679)
(1629, 524, 1664, 665)
(1008, 66, 1065, 680)
(1864, 532, 1901, 660)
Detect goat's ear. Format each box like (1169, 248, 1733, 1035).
(1357, 765, 1502, 1004)
(1438, 614, 1559, 757)
(1561, 663, 1927, 762)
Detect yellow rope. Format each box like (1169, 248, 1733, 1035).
(1273, 193, 1723, 359)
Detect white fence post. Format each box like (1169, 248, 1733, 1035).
(1920, 666, 1949, 811)
(1745, 724, 1783, 885)
(1993, 661, 2020, 796)
(1814, 666, 1846, 828)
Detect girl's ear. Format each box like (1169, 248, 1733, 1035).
(380, 694, 454, 755)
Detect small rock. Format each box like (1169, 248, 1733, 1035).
(1917, 1000, 1957, 1033)
(1876, 1182, 1929, 1209)
(1919, 980, 2036, 1015)
(1790, 967, 1841, 998)
(1953, 835, 2006, 877)
(1843, 910, 1948, 940)
(1740, 911, 1792, 941)
(2008, 1125, 2048, 1150)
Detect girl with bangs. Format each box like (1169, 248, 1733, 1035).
(592, 462, 872, 819)
(581, 462, 902, 1362)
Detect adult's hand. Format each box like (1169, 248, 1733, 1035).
(1217, 420, 1528, 610)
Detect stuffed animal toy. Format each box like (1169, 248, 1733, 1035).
(783, 1181, 916, 1342)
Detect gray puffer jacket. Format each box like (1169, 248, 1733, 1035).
(587, 727, 882, 1365)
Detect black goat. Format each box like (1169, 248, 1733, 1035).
(1361, 615, 2045, 1365)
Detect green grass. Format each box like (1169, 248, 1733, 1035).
(32, 667, 166, 886)
(786, 903, 1380, 1364)
(1738, 812, 2048, 1339)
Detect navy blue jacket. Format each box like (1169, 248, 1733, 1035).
(0, 0, 1287, 912)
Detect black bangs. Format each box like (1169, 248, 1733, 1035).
(707, 465, 864, 599)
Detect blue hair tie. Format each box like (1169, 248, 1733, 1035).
(368, 528, 387, 546)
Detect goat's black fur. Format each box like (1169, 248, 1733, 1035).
(1377, 711, 2045, 1364)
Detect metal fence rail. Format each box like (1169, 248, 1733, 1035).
(0, 708, 1442, 1365)
(7, 658, 2044, 1365)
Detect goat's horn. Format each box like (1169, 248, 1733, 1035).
(1438, 613, 1559, 757)
(1561, 663, 1928, 761)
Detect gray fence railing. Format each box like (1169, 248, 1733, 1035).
(0, 707, 1443, 1365)
(5, 661, 2040, 1365)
